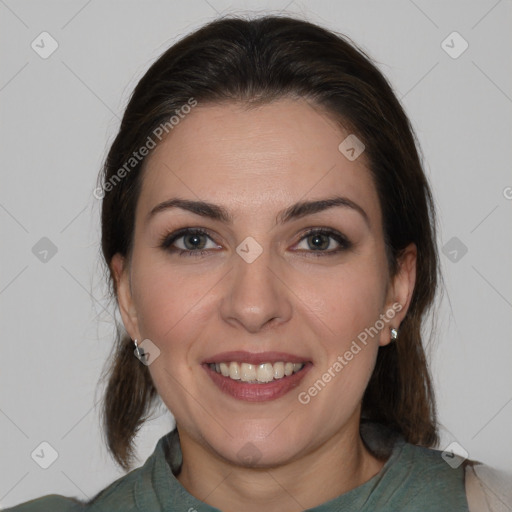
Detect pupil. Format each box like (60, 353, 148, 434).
(185, 234, 204, 250)
(309, 234, 328, 250)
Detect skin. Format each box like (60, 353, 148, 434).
(112, 97, 416, 512)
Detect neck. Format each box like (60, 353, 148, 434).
(176, 421, 384, 512)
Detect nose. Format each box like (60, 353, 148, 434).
(219, 245, 293, 334)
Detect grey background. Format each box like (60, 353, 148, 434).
(1, 0, 511, 507)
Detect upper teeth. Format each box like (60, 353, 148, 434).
(210, 361, 304, 383)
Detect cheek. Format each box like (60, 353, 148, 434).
(130, 255, 215, 348)
(301, 258, 387, 346)
(294, 254, 387, 404)
(297, 281, 382, 426)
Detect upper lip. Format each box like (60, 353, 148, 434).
(203, 351, 311, 365)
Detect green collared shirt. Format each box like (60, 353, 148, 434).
(5, 424, 469, 511)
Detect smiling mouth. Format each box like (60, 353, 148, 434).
(208, 361, 305, 384)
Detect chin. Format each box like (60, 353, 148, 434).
(204, 423, 312, 469)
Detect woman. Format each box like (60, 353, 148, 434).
(7, 14, 510, 512)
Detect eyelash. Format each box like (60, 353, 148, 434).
(159, 227, 352, 258)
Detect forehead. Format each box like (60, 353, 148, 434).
(137, 98, 381, 227)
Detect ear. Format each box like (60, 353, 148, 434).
(379, 243, 417, 347)
(110, 253, 141, 342)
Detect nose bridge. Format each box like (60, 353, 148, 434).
(220, 237, 292, 332)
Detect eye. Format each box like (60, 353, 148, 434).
(159, 227, 352, 258)
(293, 228, 352, 256)
(160, 228, 221, 257)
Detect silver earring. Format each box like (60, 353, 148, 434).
(390, 328, 398, 341)
(134, 339, 144, 360)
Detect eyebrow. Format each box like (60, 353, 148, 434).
(146, 196, 369, 227)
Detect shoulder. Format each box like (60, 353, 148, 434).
(464, 461, 512, 512)
(367, 441, 469, 510)
(392, 443, 512, 511)
(80, 440, 167, 512)
(2, 473, 140, 512)
(395, 441, 468, 487)
(361, 422, 468, 509)
(4, 437, 165, 512)
(4, 466, 144, 512)
(2, 494, 84, 512)
(81, 455, 152, 512)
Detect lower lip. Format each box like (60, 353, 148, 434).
(203, 363, 312, 402)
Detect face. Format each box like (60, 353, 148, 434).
(113, 98, 415, 468)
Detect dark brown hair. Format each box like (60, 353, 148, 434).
(98, 14, 439, 471)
